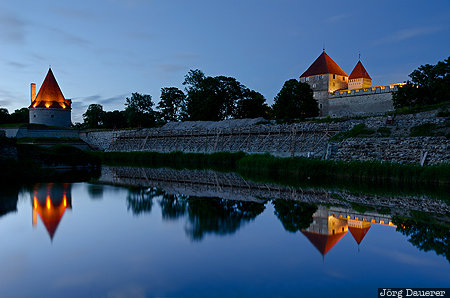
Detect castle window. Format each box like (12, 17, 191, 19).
(319, 104, 323, 109)
(333, 74, 335, 79)
(343, 77, 345, 81)
(305, 77, 309, 81)
(33, 115, 36, 118)
(313, 84, 317, 88)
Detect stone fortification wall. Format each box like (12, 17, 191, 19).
(327, 85, 401, 117)
(29, 108, 71, 128)
(334, 136, 449, 165)
(328, 92, 393, 117)
(79, 130, 116, 151)
(80, 111, 448, 165)
(92, 120, 348, 158)
(0, 127, 79, 139)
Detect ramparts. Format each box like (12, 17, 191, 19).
(79, 110, 449, 165)
(327, 85, 402, 117)
(80, 120, 348, 158)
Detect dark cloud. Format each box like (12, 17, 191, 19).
(73, 94, 127, 107)
(371, 26, 443, 46)
(174, 52, 200, 60)
(46, 27, 91, 47)
(71, 94, 127, 123)
(327, 14, 350, 23)
(0, 12, 27, 44)
(0, 89, 22, 108)
(52, 7, 96, 20)
(157, 64, 188, 74)
(7, 61, 27, 69)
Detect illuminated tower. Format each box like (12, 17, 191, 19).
(31, 183, 72, 240)
(299, 50, 348, 115)
(348, 60, 372, 90)
(301, 206, 348, 257)
(29, 68, 72, 127)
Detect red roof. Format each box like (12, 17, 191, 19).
(300, 51, 348, 78)
(301, 230, 347, 256)
(349, 61, 371, 80)
(30, 68, 71, 110)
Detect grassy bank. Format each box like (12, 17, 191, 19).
(92, 151, 450, 200)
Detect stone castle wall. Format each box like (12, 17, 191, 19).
(82, 122, 346, 158)
(29, 108, 71, 128)
(328, 91, 394, 117)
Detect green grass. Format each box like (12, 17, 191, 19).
(329, 124, 375, 142)
(17, 137, 82, 143)
(0, 123, 26, 128)
(409, 122, 449, 138)
(393, 100, 450, 115)
(91, 151, 450, 201)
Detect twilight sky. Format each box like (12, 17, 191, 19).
(1, 0, 449, 123)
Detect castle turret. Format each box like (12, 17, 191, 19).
(299, 51, 348, 115)
(29, 68, 72, 127)
(348, 60, 372, 90)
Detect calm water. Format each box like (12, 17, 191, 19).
(0, 167, 448, 298)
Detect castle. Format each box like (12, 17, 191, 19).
(29, 68, 72, 128)
(300, 51, 404, 117)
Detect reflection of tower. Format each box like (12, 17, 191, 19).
(31, 183, 72, 240)
(301, 206, 348, 257)
(348, 219, 371, 248)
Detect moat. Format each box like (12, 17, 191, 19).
(0, 166, 448, 297)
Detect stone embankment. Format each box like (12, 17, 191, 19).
(80, 110, 448, 165)
(81, 120, 351, 158)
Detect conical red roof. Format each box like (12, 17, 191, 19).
(301, 230, 347, 256)
(349, 61, 371, 80)
(300, 51, 348, 78)
(348, 225, 371, 245)
(34, 68, 66, 103)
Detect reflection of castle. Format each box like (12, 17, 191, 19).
(31, 183, 72, 240)
(302, 206, 395, 257)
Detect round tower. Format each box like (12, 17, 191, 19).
(29, 68, 72, 127)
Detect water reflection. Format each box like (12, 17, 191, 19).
(31, 183, 72, 240)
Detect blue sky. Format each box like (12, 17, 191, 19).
(1, 0, 449, 123)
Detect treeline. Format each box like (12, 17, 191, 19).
(393, 56, 450, 109)
(80, 69, 319, 129)
(0, 108, 29, 125)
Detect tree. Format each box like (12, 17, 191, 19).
(0, 108, 10, 124)
(125, 92, 156, 127)
(158, 87, 186, 122)
(273, 200, 317, 233)
(235, 89, 271, 119)
(272, 79, 318, 120)
(102, 110, 127, 129)
(10, 108, 29, 124)
(183, 71, 243, 121)
(83, 104, 104, 128)
(182, 69, 268, 121)
(393, 57, 450, 108)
